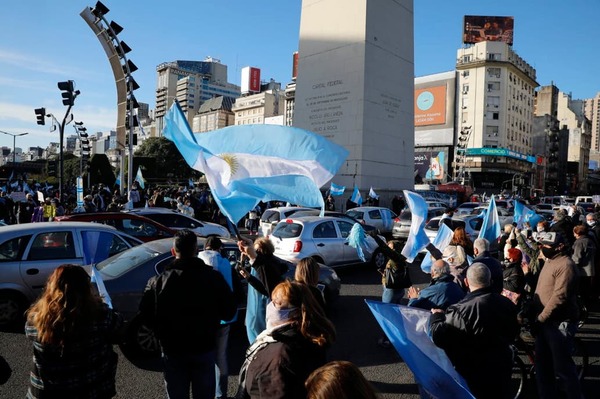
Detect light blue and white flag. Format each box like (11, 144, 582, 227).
(329, 182, 345, 196)
(8, 170, 13, 182)
(346, 223, 372, 262)
(188, 178, 194, 187)
(350, 185, 363, 205)
(82, 231, 115, 308)
(135, 167, 145, 189)
(421, 223, 454, 273)
(367, 301, 475, 399)
(401, 190, 430, 262)
(163, 101, 348, 223)
(478, 195, 501, 244)
(513, 200, 536, 228)
(369, 187, 379, 199)
(115, 177, 120, 187)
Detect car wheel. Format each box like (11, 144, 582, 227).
(0, 291, 27, 328)
(122, 315, 160, 358)
(371, 249, 387, 269)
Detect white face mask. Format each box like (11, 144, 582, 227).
(265, 301, 298, 330)
(587, 220, 596, 227)
(537, 226, 545, 232)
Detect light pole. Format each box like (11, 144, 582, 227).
(0, 130, 29, 166)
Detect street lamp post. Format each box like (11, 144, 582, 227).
(0, 130, 29, 167)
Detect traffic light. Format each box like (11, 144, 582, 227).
(48, 160, 57, 177)
(34, 108, 46, 125)
(57, 80, 76, 106)
(125, 133, 138, 146)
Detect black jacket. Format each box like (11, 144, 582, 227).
(241, 324, 327, 399)
(429, 287, 519, 399)
(139, 257, 236, 355)
(473, 251, 504, 294)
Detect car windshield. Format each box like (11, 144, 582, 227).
(272, 222, 303, 238)
(96, 244, 163, 277)
(346, 210, 364, 220)
(400, 210, 412, 221)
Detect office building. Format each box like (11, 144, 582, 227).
(455, 40, 538, 193)
(154, 57, 240, 134)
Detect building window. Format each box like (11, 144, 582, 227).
(487, 67, 501, 78)
(487, 82, 500, 92)
(487, 96, 500, 108)
(488, 53, 501, 61)
(462, 84, 469, 94)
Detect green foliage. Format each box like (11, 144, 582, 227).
(134, 137, 196, 178)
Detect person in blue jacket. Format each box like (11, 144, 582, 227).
(407, 259, 465, 310)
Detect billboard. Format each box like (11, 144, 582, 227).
(292, 51, 299, 80)
(463, 15, 514, 45)
(241, 66, 261, 94)
(414, 150, 448, 182)
(415, 85, 447, 126)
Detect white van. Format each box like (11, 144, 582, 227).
(575, 196, 594, 205)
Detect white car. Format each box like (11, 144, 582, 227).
(268, 215, 385, 268)
(259, 206, 315, 237)
(125, 207, 231, 238)
(469, 206, 514, 228)
(0, 222, 143, 326)
(345, 206, 397, 234)
(454, 202, 481, 216)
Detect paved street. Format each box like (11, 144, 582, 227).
(1, 261, 599, 398)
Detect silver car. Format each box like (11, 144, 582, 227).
(0, 222, 142, 326)
(268, 215, 386, 268)
(392, 207, 446, 240)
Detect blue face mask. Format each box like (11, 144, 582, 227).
(265, 301, 298, 330)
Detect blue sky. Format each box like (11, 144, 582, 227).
(1, 0, 598, 151)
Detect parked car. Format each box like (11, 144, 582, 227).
(392, 207, 446, 240)
(125, 207, 230, 238)
(287, 209, 378, 233)
(425, 201, 449, 209)
(268, 215, 386, 268)
(345, 206, 397, 235)
(259, 206, 315, 237)
(424, 215, 481, 242)
(0, 222, 143, 326)
(94, 237, 341, 357)
(55, 212, 176, 242)
(469, 206, 514, 228)
(454, 202, 481, 216)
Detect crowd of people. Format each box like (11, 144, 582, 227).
(7, 196, 600, 398)
(0, 180, 227, 225)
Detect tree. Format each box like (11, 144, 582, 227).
(134, 137, 197, 179)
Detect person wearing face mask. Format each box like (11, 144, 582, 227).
(502, 248, 526, 305)
(585, 212, 600, 244)
(531, 232, 583, 399)
(516, 220, 547, 293)
(236, 280, 336, 399)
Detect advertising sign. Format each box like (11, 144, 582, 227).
(463, 15, 514, 45)
(415, 85, 447, 127)
(241, 66, 261, 94)
(292, 52, 299, 80)
(414, 150, 448, 182)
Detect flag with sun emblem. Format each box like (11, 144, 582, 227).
(162, 101, 349, 223)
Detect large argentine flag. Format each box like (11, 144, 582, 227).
(367, 301, 475, 398)
(163, 101, 349, 223)
(401, 190, 430, 262)
(478, 195, 501, 244)
(421, 222, 454, 273)
(329, 182, 345, 196)
(513, 200, 542, 229)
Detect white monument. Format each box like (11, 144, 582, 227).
(293, 0, 415, 199)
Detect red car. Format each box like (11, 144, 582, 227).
(55, 212, 176, 242)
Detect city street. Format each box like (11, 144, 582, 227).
(1, 261, 599, 398)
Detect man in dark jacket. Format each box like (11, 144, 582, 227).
(139, 229, 236, 399)
(473, 237, 504, 293)
(429, 263, 519, 399)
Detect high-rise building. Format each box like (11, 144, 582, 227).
(154, 57, 240, 134)
(232, 89, 284, 126)
(193, 96, 236, 133)
(584, 92, 600, 153)
(455, 40, 538, 193)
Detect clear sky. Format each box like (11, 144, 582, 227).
(1, 0, 598, 151)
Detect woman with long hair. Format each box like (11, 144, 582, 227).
(25, 265, 123, 399)
(236, 280, 336, 399)
(450, 225, 474, 258)
(305, 360, 378, 399)
(295, 257, 326, 311)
